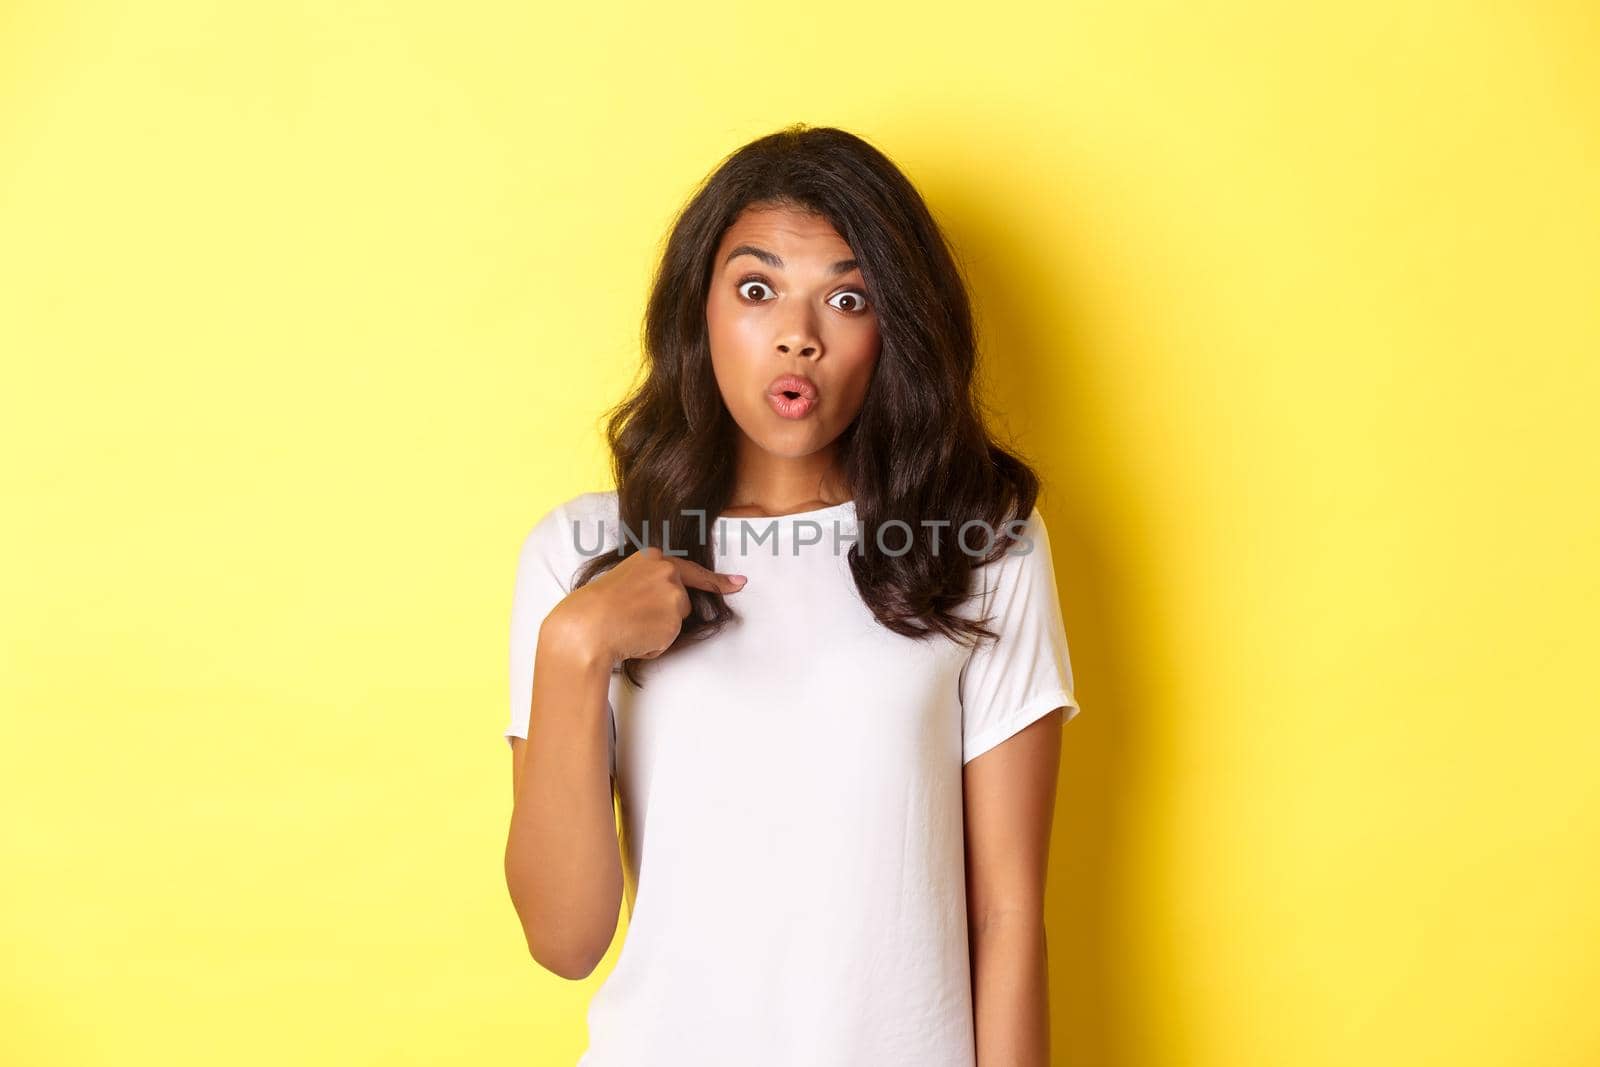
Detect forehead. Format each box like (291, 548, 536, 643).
(714, 204, 855, 263)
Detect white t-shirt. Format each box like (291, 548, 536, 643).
(505, 489, 1080, 1066)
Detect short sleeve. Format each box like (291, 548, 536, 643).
(958, 506, 1081, 765)
(504, 498, 617, 772)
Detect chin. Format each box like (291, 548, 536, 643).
(738, 422, 832, 458)
(751, 436, 827, 459)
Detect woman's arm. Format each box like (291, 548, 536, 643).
(963, 707, 1066, 1066)
(505, 616, 623, 980)
(503, 542, 747, 980)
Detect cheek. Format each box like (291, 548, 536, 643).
(705, 300, 754, 402)
(830, 312, 880, 356)
(706, 293, 760, 363)
(832, 321, 881, 398)
(704, 292, 727, 351)
(704, 296, 731, 367)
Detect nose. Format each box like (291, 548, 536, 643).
(775, 305, 822, 359)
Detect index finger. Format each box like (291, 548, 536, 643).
(670, 556, 746, 594)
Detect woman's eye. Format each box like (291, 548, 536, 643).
(828, 290, 870, 313)
(735, 278, 869, 313)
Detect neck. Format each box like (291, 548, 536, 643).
(725, 438, 849, 516)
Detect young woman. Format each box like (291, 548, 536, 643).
(503, 124, 1082, 1067)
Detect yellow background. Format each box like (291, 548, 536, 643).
(3, 2, 1596, 1064)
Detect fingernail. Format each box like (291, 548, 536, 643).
(729, 574, 747, 585)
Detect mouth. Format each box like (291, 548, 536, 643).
(765, 373, 819, 419)
(767, 374, 818, 402)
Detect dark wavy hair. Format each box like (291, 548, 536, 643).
(573, 123, 1046, 688)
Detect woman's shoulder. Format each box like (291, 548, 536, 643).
(958, 503, 1055, 603)
(557, 487, 620, 524)
(525, 487, 617, 523)
(521, 488, 620, 561)
(962, 503, 1049, 570)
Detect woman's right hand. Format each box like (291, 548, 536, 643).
(543, 547, 748, 665)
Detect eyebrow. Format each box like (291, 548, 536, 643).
(723, 244, 860, 277)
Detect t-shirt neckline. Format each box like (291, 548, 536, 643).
(715, 499, 856, 524)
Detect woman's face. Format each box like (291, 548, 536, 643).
(705, 203, 881, 469)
